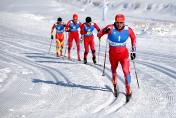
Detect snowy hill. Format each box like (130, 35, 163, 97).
(58, 0, 176, 21)
(0, 0, 176, 118)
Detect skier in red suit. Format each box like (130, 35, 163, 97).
(65, 13, 82, 61)
(80, 17, 100, 64)
(97, 14, 136, 102)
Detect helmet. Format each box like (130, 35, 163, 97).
(115, 14, 125, 22)
(57, 17, 62, 22)
(73, 13, 78, 19)
(85, 17, 92, 23)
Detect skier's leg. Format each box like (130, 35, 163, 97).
(60, 41, 64, 56)
(68, 33, 73, 59)
(90, 37, 96, 64)
(120, 48, 132, 102)
(109, 48, 119, 97)
(121, 58, 131, 95)
(56, 39, 60, 57)
(83, 37, 89, 64)
(60, 34, 64, 56)
(74, 33, 81, 61)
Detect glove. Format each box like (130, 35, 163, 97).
(97, 32, 102, 39)
(130, 47, 136, 60)
(51, 34, 54, 40)
(130, 52, 136, 60)
(81, 35, 84, 40)
(65, 28, 70, 32)
(104, 27, 110, 33)
(80, 35, 84, 43)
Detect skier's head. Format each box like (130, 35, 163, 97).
(85, 17, 92, 26)
(115, 14, 125, 22)
(73, 13, 78, 20)
(114, 14, 125, 30)
(73, 13, 78, 23)
(57, 17, 62, 24)
(86, 17, 92, 23)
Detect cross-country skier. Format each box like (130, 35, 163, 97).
(65, 13, 82, 61)
(97, 14, 136, 102)
(51, 17, 66, 57)
(80, 17, 100, 64)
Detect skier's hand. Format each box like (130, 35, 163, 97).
(97, 32, 102, 39)
(104, 27, 110, 33)
(80, 35, 84, 43)
(81, 35, 84, 40)
(130, 52, 136, 60)
(65, 28, 70, 32)
(51, 34, 54, 40)
(131, 47, 136, 60)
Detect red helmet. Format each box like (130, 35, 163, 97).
(115, 14, 125, 22)
(73, 13, 78, 19)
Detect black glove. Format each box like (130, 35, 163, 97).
(104, 28, 110, 33)
(130, 52, 136, 60)
(51, 35, 54, 40)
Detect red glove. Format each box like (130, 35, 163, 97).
(97, 32, 103, 39)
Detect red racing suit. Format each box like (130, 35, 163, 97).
(98, 24, 136, 94)
(65, 20, 82, 60)
(80, 22, 100, 60)
(51, 22, 66, 56)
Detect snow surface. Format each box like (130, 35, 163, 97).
(0, 0, 176, 118)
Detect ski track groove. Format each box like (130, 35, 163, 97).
(0, 32, 137, 116)
(0, 51, 68, 117)
(0, 49, 126, 116)
(137, 60, 176, 80)
(131, 66, 176, 118)
(0, 26, 130, 116)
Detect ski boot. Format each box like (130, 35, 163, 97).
(84, 58, 87, 64)
(56, 52, 59, 57)
(60, 50, 63, 56)
(92, 57, 96, 64)
(113, 84, 118, 97)
(68, 50, 71, 60)
(78, 53, 81, 61)
(126, 93, 132, 103)
(126, 85, 132, 103)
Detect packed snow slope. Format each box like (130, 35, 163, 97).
(0, 0, 176, 118)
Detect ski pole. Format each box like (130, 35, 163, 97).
(132, 60, 140, 88)
(48, 39, 53, 54)
(102, 39, 108, 76)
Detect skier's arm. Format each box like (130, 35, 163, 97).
(51, 24, 56, 34)
(50, 24, 56, 40)
(94, 23, 100, 32)
(65, 21, 71, 32)
(79, 21, 82, 28)
(128, 27, 136, 51)
(97, 24, 113, 39)
(80, 24, 86, 35)
(129, 27, 136, 60)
